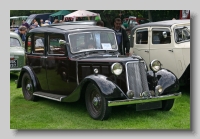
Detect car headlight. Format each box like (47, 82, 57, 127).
(150, 59, 161, 72)
(111, 63, 123, 76)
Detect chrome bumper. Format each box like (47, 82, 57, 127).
(108, 92, 182, 107)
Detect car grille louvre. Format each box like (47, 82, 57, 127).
(126, 62, 149, 97)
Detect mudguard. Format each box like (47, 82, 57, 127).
(147, 69, 179, 94)
(62, 74, 128, 102)
(16, 66, 39, 91)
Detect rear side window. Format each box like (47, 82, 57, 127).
(48, 34, 66, 55)
(33, 34, 45, 54)
(10, 38, 21, 47)
(152, 28, 171, 44)
(136, 29, 148, 44)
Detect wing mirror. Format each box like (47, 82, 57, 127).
(162, 31, 167, 38)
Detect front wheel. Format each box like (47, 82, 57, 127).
(85, 83, 111, 120)
(22, 72, 37, 101)
(159, 99, 174, 111)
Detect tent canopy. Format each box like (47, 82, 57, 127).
(64, 10, 99, 18)
(50, 10, 71, 20)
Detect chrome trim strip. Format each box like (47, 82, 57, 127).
(108, 92, 181, 107)
(76, 61, 79, 85)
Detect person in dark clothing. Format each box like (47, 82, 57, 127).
(14, 26, 27, 42)
(112, 18, 130, 56)
(96, 20, 104, 27)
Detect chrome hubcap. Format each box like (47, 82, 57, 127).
(92, 97, 100, 106)
(26, 84, 32, 91)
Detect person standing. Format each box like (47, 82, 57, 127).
(40, 19, 44, 26)
(15, 26, 27, 42)
(112, 18, 130, 56)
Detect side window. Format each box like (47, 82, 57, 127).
(48, 34, 66, 55)
(152, 28, 171, 44)
(136, 29, 148, 44)
(33, 34, 45, 54)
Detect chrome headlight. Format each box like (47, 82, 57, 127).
(150, 59, 161, 72)
(111, 63, 123, 76)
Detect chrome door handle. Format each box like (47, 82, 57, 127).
(168, 49, 173, 52)
(145, 50, 149, 53)
(40, 56, 47, 59)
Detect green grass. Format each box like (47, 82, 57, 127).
(10, 73, 190, 129)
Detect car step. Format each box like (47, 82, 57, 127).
(33, 92, 67, 102)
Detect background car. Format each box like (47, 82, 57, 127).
(10, 31, 25, 72)
(16, 22, 181, 120)
(122, 17, 150, 31)
(130, 19, 190, 85)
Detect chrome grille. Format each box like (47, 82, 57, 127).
(126, 61, 149, 97)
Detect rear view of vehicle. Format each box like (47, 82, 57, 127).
(10, 32, 25, 72)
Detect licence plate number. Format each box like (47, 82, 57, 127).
(10, 60, 18, 68)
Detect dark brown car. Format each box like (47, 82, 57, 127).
(16, 22, 181, 120)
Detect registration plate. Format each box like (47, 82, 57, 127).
(10, 60, 18, 68)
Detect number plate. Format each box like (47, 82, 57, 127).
(10, 60, 18, 68)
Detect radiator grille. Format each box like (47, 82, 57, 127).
(126, 61, 149, 97)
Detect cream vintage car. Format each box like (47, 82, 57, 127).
(129, 19, 190, 85)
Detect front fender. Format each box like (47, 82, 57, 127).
(16, 66, 39, 91)
(147, 69, 179, 94)
(62, 74, 127, 102)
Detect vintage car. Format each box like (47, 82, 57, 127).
(130, 19, 190, 85)
(122, 17, 150, 31)
(10, 31, 25, 72)
(16, 23, 181, 120)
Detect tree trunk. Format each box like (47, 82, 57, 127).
(148, 10, 152, 21)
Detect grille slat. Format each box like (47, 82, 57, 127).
(126, 61, 149, 97)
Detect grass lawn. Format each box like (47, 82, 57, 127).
(10, 73, 190, 129)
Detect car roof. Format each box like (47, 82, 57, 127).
(10, 31, 20, 38)
(29, 22, 112, 34)
(131, 19, 190, 32)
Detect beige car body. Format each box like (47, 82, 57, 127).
(130, 20, 190, 80)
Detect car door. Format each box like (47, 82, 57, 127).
(149, 27, 178, 77)
(26, 33, 49, 91)
(45, 33, 76, 95)
(132, 28, 150, 64)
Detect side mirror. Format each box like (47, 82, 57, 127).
(162, 31, 167, 38)
(59, 40, 66, 45)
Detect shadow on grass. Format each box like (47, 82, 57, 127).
(10, 72, 19, 81)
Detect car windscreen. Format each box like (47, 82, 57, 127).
(174, 27, 190, 43)
(68, 31, 118, 53)
(10, 37, 21, 47)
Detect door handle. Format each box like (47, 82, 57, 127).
(168, 49, 173, 52)
(40, 56, 47, 59)
(145, 50, 149, 53)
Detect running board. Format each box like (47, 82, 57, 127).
(33, 92, 67, 102)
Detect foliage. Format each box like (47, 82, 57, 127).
(10, 10, 180, 28)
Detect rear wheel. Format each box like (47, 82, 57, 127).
(85, 83, 111, 120)
(22, 72, 37, 101)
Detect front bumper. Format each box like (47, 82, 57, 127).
(10, 68, 21, 72)
(108, 92, 181, 107)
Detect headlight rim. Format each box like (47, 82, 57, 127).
(150, 59, 161, 72)
(111, 62, 123, 76)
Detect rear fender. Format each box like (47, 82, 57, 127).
(16, 66, 39, 91)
